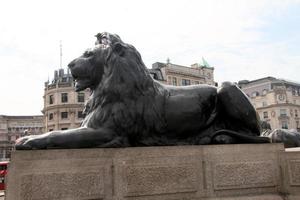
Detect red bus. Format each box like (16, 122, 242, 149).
(0, 161, 9, 190)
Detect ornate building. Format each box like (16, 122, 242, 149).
(42, 69, 90, 132)
(0, 115, 43, 159)
(239, 77, 300, 131)
(149, 59, 216, 86)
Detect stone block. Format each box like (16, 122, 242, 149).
(6, 149, 113, 200)
(202, 143, 283, 198)
(279, 147, 300, 199)
(213, 161, 275, 190)
(112, 146, 204, 199)
(6, 143, 299, 200)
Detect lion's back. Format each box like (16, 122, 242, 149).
(164, 85, 217, 134)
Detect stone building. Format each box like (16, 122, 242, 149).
(239, 77, 300, 131)
(42, 69, 90, 132)
(149, 59, 216, 86)
(0, 115, 43, 159)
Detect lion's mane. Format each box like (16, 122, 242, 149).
(83, 41, 166, 145)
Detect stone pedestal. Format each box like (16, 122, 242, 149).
(5, 144, 300, 200)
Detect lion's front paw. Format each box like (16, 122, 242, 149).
(15, 136, 33, 150)
(15, 135, 47, 150)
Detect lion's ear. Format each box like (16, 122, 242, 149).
(112, 42, 126, 56)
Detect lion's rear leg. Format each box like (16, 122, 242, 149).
(217, 82, 261, 136)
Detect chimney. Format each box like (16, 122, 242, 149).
(54, 70, 58, 80)
(59, 69, 64, 77)
(191, 63, 199, 68)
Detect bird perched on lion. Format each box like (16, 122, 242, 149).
(16, 32, 269, 150)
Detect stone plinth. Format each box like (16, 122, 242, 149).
(6, 144, 300, 200)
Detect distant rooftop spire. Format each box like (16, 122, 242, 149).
(60, 40, 63, 69)
(166, 57, 170, 64)
(202, 57, 210, 68)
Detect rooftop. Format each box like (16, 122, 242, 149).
(239, 76, 300, 88)
(0, 115, 43, 119)
(45, 68, 74, 88)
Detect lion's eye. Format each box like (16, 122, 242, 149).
(83, 51, 94, 57)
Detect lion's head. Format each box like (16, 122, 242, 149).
(68, 32, 164, 136)
(68, 32, 156, 95)
(68, 44, 110, 92)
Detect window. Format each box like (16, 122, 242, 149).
(295, 110, 298, 117)
(77, 93, 85, 102)
(281, 121, 288, 129)
(61, 112, 68, 119)
(78, 111, 84, 118)
(0, 165, 7, 171)
(49, 113, 53, 120)
(262, 102, 268, 107)
(263, 111, 268, 119)
(280, 109, 287, 117)
(181, 79, 191, 86)
(49, 129, 53, 132)
(49, 95, 54, 104)
(172, 77, 177, 86)
(62, 77, 67, 82)
(296, 121, 299, 128)
(167, 76, 172, 85)
(252, 91, 259, 97)
(61, 128, 68, 130)
(61, 93, 68, 103)
(194, 81, 200, 85)
(207, 73, 211, 79)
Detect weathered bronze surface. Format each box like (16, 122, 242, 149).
(16, 32, 269, 149)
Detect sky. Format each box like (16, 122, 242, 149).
(1, 0, 300, 115)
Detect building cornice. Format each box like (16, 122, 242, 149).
(256, 103, 300, 110)
(42, 104, 84, 112)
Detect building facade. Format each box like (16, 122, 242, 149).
(43, 69, 90, 132)
(149, 60, 216, 86)
(239, 77, 300, 131)
(0, 115, 43, 159)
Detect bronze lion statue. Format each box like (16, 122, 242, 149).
(16, 32, 269, 150)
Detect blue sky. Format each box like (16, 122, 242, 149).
(0, 0, 300, 115)
(263, 5, 300, 42)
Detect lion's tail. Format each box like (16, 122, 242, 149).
(212, 129, 270, 144)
